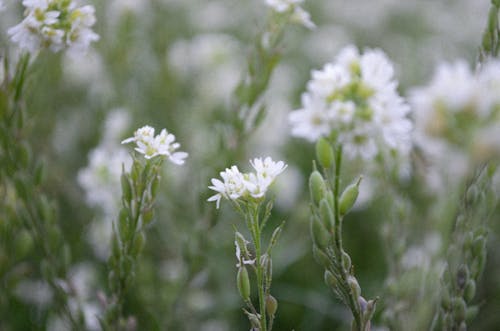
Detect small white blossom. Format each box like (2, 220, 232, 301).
(8, 0, 99, 55)
(235, 238, 255, 268)
(121, 125, 188, 164)
(208, 157, 287, 208)
(289, 45, 412, 162)
(265, 0, 315, 29)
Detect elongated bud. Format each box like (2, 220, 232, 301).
(312, 245, 331, 268)
(464, 280, 476, 303)
(131, 232, 145, 256)
(348, 275, 361, 298)
(266, 295, 278, 317)
(453, 297, 467, 322)
(316, 138, 334, 169)
(342, 251, 352, 272)
(339, 177, 362, 216)
(121, 173, 132, 202)
(310, 216, 330, 250)
(324, 270, 337, 288)
(309, 171, 326, 206)
(235, 232, 250, 256)
(237, 267, 251, 301)
(319, 199, 335, 231)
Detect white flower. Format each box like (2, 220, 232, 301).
(289, 45, 412, 161)
(264, 0, 315, 29)
(235, 238, 255, 268)
(208, 157, 287, 208)
(122, 125, 188, 164)
(8, 0, 99, 55)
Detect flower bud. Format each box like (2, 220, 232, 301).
(315, 138, 334, 169)
(348, 275, 361, 298)
(310, 216, 330, 250)
(339, 177, 362, 216)
(319, 199, 335, 232)
(456, 264, 469, 290)
(121, 173, 132, 202)
(464, 280, 476, 303)
(324, 270, 337, 288)
(309, 171, 326, 206)
(266, 295, 278, 317)
(237, 267, 251, 301)
(312, 245, 331, 268)
(342, 251, 352, 272)
(131, 232, 145, 256)
(235, 232, 250, 256)
(452, 297, 466, 322)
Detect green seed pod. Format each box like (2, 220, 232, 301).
(319, 199, 335, 231)
(464, 280, 476, 303)
(266, 295, 278, 317)
(310, 216, 330, 250)
(309, 171, 326, 206)
(118, 209, 130, 240)
(452, 297, 467, 322)
(326, 190, 334, 210)
(316, 138, 334, 169)
(131, 232, 145, 256)
(339, 177, 362, 216)
(142, 207, 154, 225)
(324, 270, 337, 288)
(235, 232, 249, 256)
(312, 245, 331, 268)
(237, 267, 251, 301)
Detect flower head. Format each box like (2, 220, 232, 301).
(122, 125, 188, 164)
(289, 45, 412, 161)
(208, 157, 287, 208)
(265, 0, 315, 29)
(8, 0, 99, 55)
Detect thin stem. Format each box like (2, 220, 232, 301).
(250, 204, 267, 331)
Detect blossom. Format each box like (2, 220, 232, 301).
(265, 0, 315, 29)
(208, 157, 287, 208)
(8, 0, 99, 55)
(121, 125, 188, 164)
(289, 45, 412, 161)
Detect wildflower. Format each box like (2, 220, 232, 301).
(208, 157, 287, 208)
(265, 0, 315, 29)
(289, 45, 412, 161)
(8, 0, 99, 55)
(121, 125, 188, 164)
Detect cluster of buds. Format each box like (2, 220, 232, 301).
(309, 138, 377, 331)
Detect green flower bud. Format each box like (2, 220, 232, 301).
(266, 295, 278, 317)
(342, 251, 352, 272)
(235, 232, 249, 255)
(316, 138, 334, 169)
(464, 280, 476, 303)
(339, 177, 362, 216)
(118, 209, 130, 240)
(131, 232, 145, 256)
(453, 297, 467, 322)
(142, 207, 154, 225)
(466, 305, 479, 321)
(237, 267, 251, 301)
(324, 270, 337, 288)
(348, 275, 361, 298)
(319, 199, 335, 232)
(472, 236, 486, 258)
(310, 216, 330, 250)
(309, 171, 326, 206)
(312, 245, 331, 268)
(121, 173, 132, 203)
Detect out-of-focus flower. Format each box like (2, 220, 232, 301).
(208, 157, 287, 208)
(8, 0, 99, 55)
(0, 1, 4, 11)
(265, 0, 315, 29)
(289, 45, 412, 161)
(411, 59, 500, 190)
(122, 125, 188, 164)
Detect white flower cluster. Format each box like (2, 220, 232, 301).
(121, 125, 188, 164)
(208, 157, 287, 209)
(265, 0, 315, 29)
(8, 0, 99, 55)
(411, 60, 500, 190)
(289, 45, 412, 161)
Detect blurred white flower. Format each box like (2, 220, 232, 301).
(8, 0, 99, 55)
(122, 125, 188, 164)
(208, 157, 287, 208)
(290, 45, 412, 161)
(265, 0, 315, 29)
(0, 1, 4, 11)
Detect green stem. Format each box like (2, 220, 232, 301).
(250, 204, 267, 331)
(332, 146, 363, 331)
